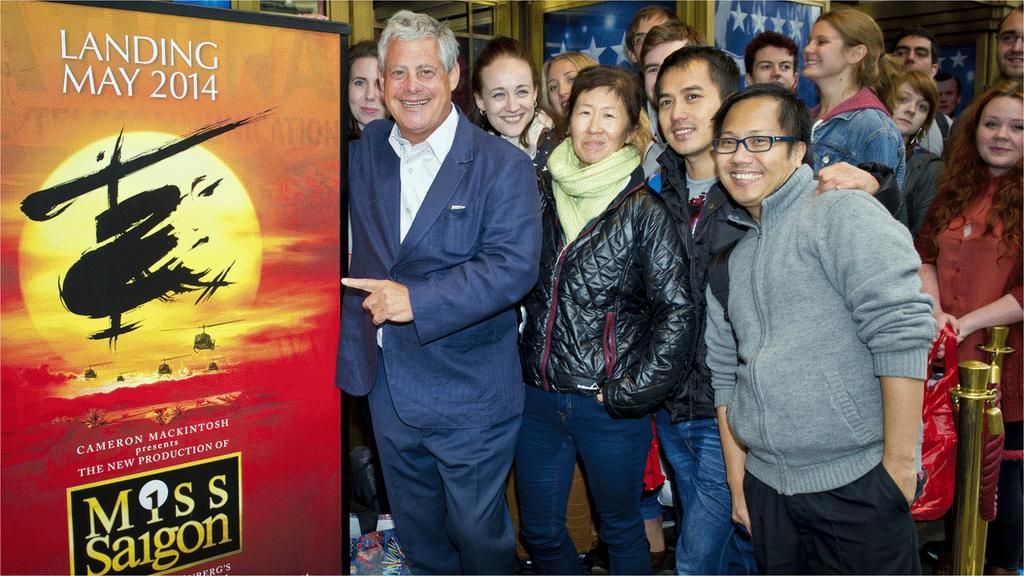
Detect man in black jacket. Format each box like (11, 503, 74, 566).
(647, 46, 756, 575)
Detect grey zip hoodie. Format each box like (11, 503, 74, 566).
(706, 164, 934, 495)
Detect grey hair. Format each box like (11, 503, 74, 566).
(378, 10, 459, 73)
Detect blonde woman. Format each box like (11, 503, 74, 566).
(542, 52, 598, 120)
(804, 9, 906, 190)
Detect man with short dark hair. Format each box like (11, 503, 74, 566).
(743, 31, 799, 91)
(639, 21, 703, 176)
(623, 6, 680, 70)
(707, 84, 934, 574)
(893, 27, 939, 77)
(935, 71, 961, 117)
(647, 45, 757, 575)
(339, 9, 541, 574)
(641, 21, 704, 105)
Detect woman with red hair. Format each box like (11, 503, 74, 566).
(915, 79, 1023, 575)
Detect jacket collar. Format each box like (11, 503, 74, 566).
(657, 146, 688, 196)
(656, 147, 738, 224)
(388, 103, 460, 163)
(811, 86, 890, 122)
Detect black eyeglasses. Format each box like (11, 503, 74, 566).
(712, 135, 797, 154)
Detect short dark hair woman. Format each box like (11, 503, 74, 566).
(517, 65, 695, 574)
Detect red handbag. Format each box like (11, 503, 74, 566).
(643, 417, 665, 491)
(911, 323, 959, 521)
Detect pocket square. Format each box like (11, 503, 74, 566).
(450, 204, 466, 210)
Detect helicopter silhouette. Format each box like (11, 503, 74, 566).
(204, 355, 226, 372)
(162, 320, 244, 352)
(157, 354, 190, 375)
(82, 361, 113, 379)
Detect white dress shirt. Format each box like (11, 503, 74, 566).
(389, 104, 460, 243)
(378, 104, 459, 346)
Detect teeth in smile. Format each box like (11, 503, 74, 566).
(673, 128, 694, 137)
(502, 114, 525, 123)
(401, 99, 429, 107)
(732, 173, 762, 181)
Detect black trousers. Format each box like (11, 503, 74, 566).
(744, 463, 921, 575)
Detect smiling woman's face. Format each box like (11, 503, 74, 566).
(976, 95, 1024, 176)
(474, 56, 537, 139)
(570, 87, 635, 166)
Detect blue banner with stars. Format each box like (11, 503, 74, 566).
(543, 0, 675, 67)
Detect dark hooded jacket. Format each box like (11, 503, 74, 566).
(649, 149, 747, 422)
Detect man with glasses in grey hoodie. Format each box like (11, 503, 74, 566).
(705, 85, 934, 575)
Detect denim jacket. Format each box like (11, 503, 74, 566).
(811, 103, 907, 194)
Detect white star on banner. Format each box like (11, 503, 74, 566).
(731, 6, 748, 32)
(771, 16, 787, 33)
(556, 41, 567, 56)
(938, 56, 947, 69)
(751, 9, 767, 34)
(951, 50, 967, 68)
(582, 36, 606, 62)
(789, 19, 804, 43)
(610, 31, 629, 65)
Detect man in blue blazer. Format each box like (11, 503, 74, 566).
(338, 10, 541, 574)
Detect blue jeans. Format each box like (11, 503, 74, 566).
(657, 410, 757, 575)
(516, 386, 652, 575)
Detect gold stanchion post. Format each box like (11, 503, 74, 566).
(970, 327, 1012, 568)
(951, 325, 1014, 575)
(951, 360, 993, 575)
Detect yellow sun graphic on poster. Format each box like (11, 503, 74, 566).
(17, 131, 262, 370)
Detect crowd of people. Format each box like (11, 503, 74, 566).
(341, 4, 1023, 575)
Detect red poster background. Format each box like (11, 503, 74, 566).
(1, 2, 343, 573)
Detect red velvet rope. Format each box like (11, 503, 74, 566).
(979, 424, 1003, 522)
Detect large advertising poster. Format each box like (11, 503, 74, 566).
(1, 2, 345, 574)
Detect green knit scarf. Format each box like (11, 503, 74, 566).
(547, 139, 639, 242)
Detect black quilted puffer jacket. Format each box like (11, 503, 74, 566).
(521, 165, 696, 418)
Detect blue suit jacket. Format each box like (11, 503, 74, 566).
(337, 112, 542, 428)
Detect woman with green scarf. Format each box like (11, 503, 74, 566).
(517, 65, 696, 575)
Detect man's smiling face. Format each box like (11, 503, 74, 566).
(383, 37, 459, 144)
